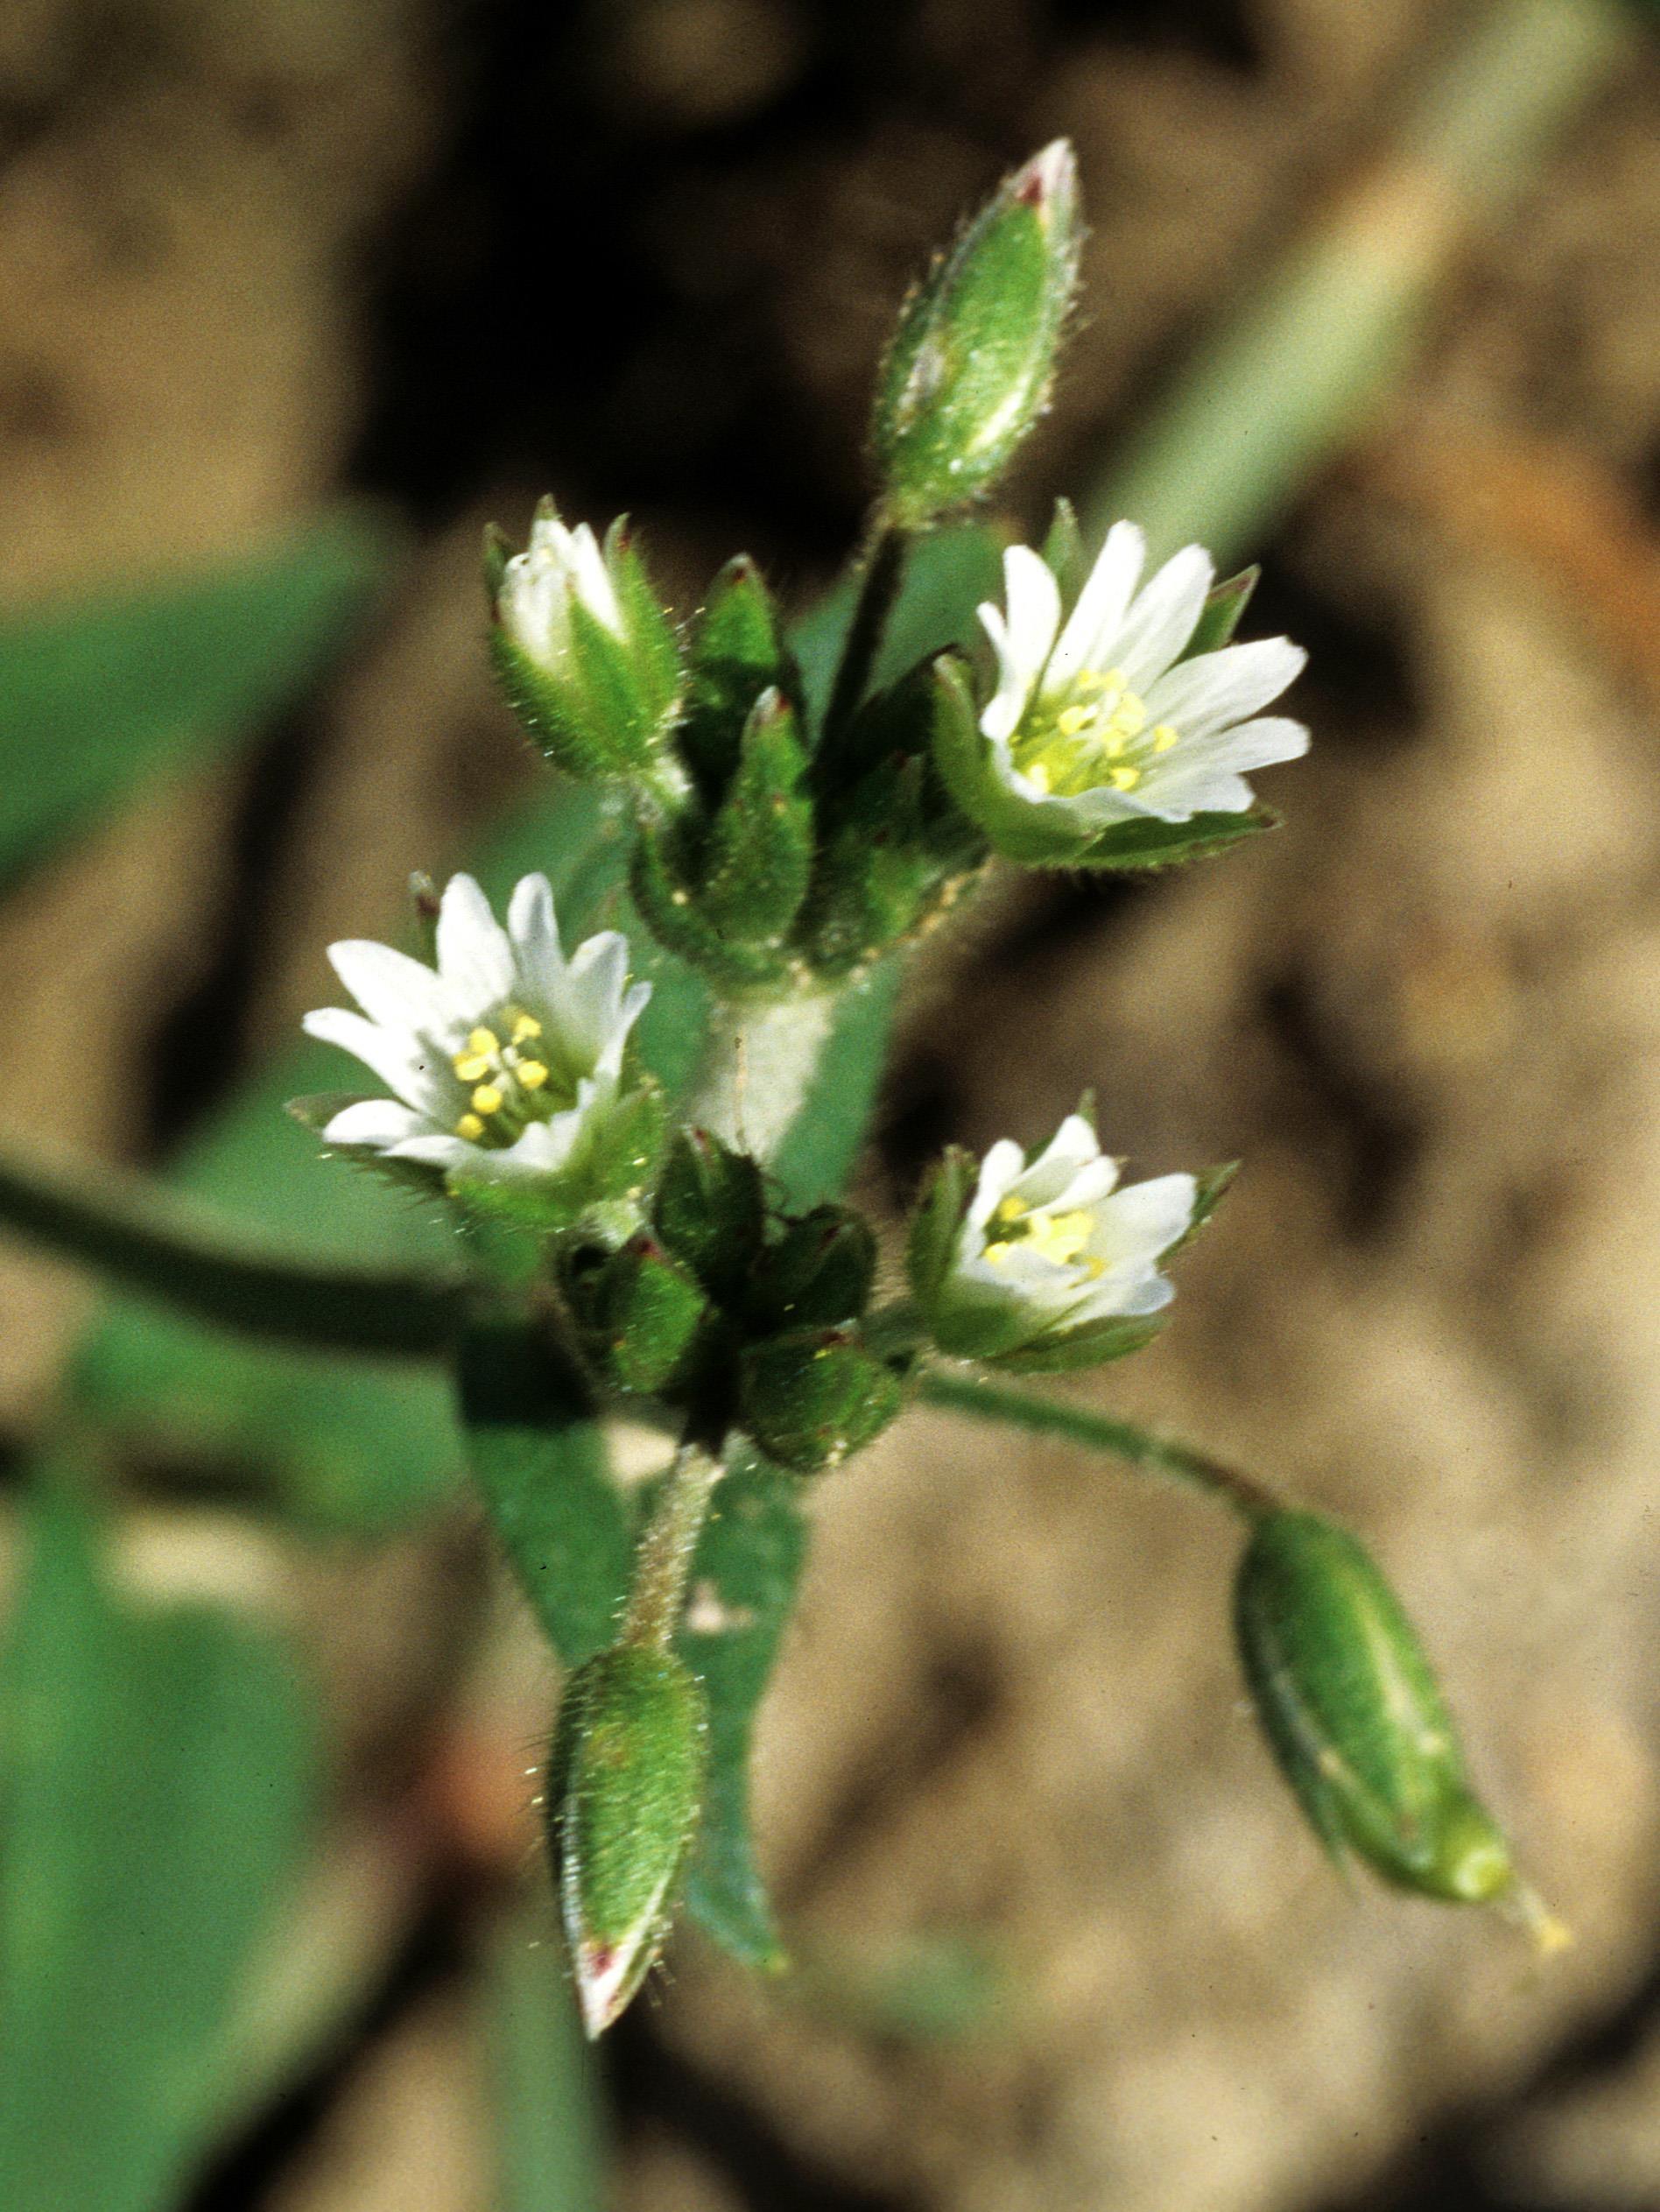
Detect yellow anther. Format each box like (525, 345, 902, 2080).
(1075, 667, 1108, 694)
(1152, 723, 1178, 753)
(452, 1053, 492, 1081)
(1023, 1208, 1094, 1266)
(1056, 704, 1094, 737)
(1115, 698, 1148, 736)
(471, 1084, 504, 1116)
(995, 1196, 1028, 1225)
(983, 1241, 1015, 1265)
(466, 1026, 498, 1057)
(1109, 765, 1142, 791)
(510, 1012, 543, 1043)
(517, 1060, 550, 1090)
(455, 1112, 486, 1140)
(1026, 760, 1053, 794)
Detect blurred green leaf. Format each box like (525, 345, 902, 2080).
(458, 1314, 630, 1668)
(791, 523, 1003, 725)
(0, 1477, 313, 2212)
(675, 1447, 808, 1969)
(486, 1899, 607, 2212)
(0, 510, 397, 888)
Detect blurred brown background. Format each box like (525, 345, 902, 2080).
(4, 0, 1660, 2207)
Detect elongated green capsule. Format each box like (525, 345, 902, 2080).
(1235, 1511, 1558, 1934)
(545, 1646, 708, 2037)
(872, 141, 1080, 526)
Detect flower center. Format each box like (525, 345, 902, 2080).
(449, 1005, 573, 1145)
(1012, 666, 1179, 799)
(983, 1195, 1105, 1275)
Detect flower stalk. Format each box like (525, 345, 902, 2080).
(620, 1437, 726, 1651)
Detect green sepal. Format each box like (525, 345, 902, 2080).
(873, 142, 1080, 527)
(1182, 566, 1259, 660)
(749, 1205, 878, 1333)
(985, 1311, 1167, 1375)
(905, 1146, 975, 1312)
(630, 817, 793, 993)
(680, 554, 793, 794)
(587, 1233, 712, 1394)
(698, 687, 814, 943)
(1169, 1159, 1239, 1256)
(927, 652, 1095, 866)
(737, 1325, 905, 1472)
(488, 624, 619, 785)
(1041, 497, 1086, 599)
(566, 593, 672, 781)
(546, 1645, 708, 2037)
(1066, 806, 1279, 873)
(652, 1126, 767, 1305)
(1235, 1511, 1516, 1906)
(482, 522, 510, 602)
(286, 1092, 447, 1200)
(446, 1081, 667, 1242)
(604, 517, 686, 736)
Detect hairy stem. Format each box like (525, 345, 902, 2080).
(0, 1146, 465, 1356)
(621, 1439, 724, 1649)
(821, 523, 910, 746)
(919, 1370, 1281, 1523)
(683, 991, 837, 1164)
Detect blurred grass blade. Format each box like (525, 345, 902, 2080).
(0, 509, 397, 887)
(676, 1447, 809, 1968)
(0, 1476, 314, 2212)
(459, 1314, 630, 1667)
(1087, 0, 1630, 569)
(487, 1899, 607, 2212)
(0, 1142, 462, 1353)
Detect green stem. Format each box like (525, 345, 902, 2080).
(621, 1438, 724, 1649)
(918, 1369, 1280, 1523)
(0, 1146, 465, 1356)
(821, 523, 910, 746)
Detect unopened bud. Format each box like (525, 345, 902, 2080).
(1235, 1511, 1537, 1919)
(587, 1233, 710, 1395)
(872, 140, 1080, 527)
(652, 1127, 766, 1305)
(545, 1645, 707, 2038)
(739, 1325, 904, 1472)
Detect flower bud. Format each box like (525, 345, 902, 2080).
(679, 553, 796, 796)
(738, 1325, 904, 1472)
(489, 501, 684, 792)
(652, 1127, 765, 1305)
(586, 1233, 711, 1395)
(1235, 1511, 1524, 1910)
(872, 140, 1080, 527)
(545, 1645, 707, 2037)
(749, 1205, 878, 1332)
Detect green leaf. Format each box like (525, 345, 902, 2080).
(791, 524, 1004, 729)
(675, 1448, 808, 1969)
(0, 510, 396, 889)
(0, 1477, 313, 2212)
(458, 1314, 630, 1667)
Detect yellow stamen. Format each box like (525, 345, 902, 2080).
(517, 1060, 550, 1090)
(1056, 704, 1093, 737)
(1109, 765, 1142, 791)
(1114, 699, 1147, 736)
(471, 1084, 504, 1116)
(455, 1112, 486, 1140)
(510, 1012, 543, 1043)
(466, 1026, 498, 1057)
(1025, 761, 1052, 794)
(995, 1196, 1027, 1224)
(1023, 1208, 1093, 1265)
(452, 1052, 492, 1081)
(1152, 724, 1178, 753)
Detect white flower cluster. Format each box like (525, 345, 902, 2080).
(305, 872, 650, 1185)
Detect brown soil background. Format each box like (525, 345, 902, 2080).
(3, 2, 1660, 2208)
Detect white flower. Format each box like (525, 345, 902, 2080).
(497, 502, 627, 670)
(303, 872, 651, 1185)
(977, 521, 1308, 831)
(937, 1115, 1196, 1356)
